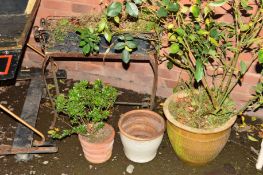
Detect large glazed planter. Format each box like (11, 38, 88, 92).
(78, 123, 115, 164)
(163, 92, 237, 165)
(118, 109, 165, 163)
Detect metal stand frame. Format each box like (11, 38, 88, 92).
(34, 17, 159, 129)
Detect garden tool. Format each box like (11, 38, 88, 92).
(0, 104, 57, 155)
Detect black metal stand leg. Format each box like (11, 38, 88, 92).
(149, 54, 158, 110)
(50, 58, 60, 96)
(41, 56, 58, 129)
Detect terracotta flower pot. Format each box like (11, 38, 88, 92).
(118, 109, 165, 163)
(78, 123, 115, 164)
(163, 92, 237, 165)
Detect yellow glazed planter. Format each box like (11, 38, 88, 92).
(163, 92, 237, 165)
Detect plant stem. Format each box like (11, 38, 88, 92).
(219, 54, 258, 107)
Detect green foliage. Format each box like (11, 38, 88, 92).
(114, 34, 138, 64)
(107, 2, 122, 17)
(259, 49, 263, 64)
(126, 2, 139, 17)
(76, 28, 100, 55)
(50, 80, 118, 139)
(208, 0, 228, 7)
(157, 0, 263, 128)
(194, 59, 204, 82)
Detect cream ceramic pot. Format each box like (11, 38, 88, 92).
(118, 110, 165, 163)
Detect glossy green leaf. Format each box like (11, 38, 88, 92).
(107, 2, 122, 17)
(114, 42, 125, 50)
(240, 61, 247, 75)
(122, 49, 130, 64)
(114, 16, 120, 24)
(133, 0, 142, 5)
(103, 30, 112, 43)
(208, 49, 216, 58)
(125, 46, 132, 52)
(189, 34, 197, 42)
(209, 37, 219, 46)
(167, 2, 180, 12)
(167, 61, 174, 70)
(94, 45, 99, 51)
(190, 5, 200, 18)
(118, 35, 125, 41)
(157, 7, 168, 18)
(168, 33, 177, 42)
(209, 0, 227, 7)
(177, 36, 184, 44)
(241, 0, 253, 10)
(97, 20, 106, 32)
(162, 0, 170, 6)
(258, 49, 263, 64)
(210, 28, 219, 39)
(82, 44, 91, 55)
(175, 28, 186, 37)
(194, 59, 204, 82)
(170, 43, 180, 54)
(126, 2, 139, 17)
(125, 35, 134, 41)
(79, 41, 86, 47)
(240, 24, 250, 32)
(126, 41, 137, 49)
(197, 29, 209, 35)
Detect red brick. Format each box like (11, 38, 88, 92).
(241, 72, 261, 85)
(164, 79, 178, 89)
(158, 67, 177, 79)
(77, 62, 103, 72)
(119, 63, 152, 75)
(57, 61, 78, 71)
(36, 7, 57, 18)
(71, 4, 98, 13)
(43, 0, 71, 11)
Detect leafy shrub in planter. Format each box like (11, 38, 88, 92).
(49, 80, 118, 139)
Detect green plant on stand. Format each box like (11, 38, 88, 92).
(114, 34, 138, 63)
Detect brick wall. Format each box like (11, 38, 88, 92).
(23, 0, 262, 116)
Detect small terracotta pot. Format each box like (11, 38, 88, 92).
(78, 123, 115, 164)
(118, 109, 165, 163)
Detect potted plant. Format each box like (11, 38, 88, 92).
(49, 79, 118, 164)
(159, 0, 263, 165)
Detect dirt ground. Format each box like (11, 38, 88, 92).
(0, 79, 263, 175)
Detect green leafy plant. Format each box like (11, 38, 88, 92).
(160, 0, 263, 128)
(114, 34, 138, 63)
(49, 80, 118, 139)
(76, 28, 101, 55)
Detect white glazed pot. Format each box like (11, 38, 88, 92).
(118, 109, 165, 163)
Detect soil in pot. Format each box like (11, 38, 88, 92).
(78, 123, 115, 164)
